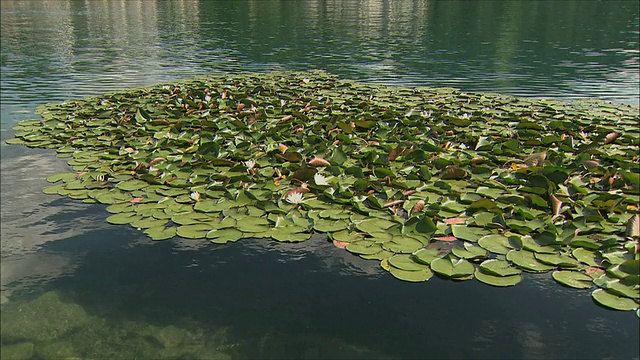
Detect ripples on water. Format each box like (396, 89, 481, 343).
(1, 1, 639, 359)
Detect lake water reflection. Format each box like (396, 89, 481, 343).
(1, 0, 639, 359)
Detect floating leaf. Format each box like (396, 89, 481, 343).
(176, 224, 212, 239)
(388, 267, 433, 282)
(309, 157, 330, 167)
(207, 228, 245, 243)
(413, 248, 443, 265)
(534, 253, 581, 268)
(506, 250, 556, 272)
(430, 256, 474, 279)
(333, 240, 348, 249)
(474, 267, 522, 287)
(552, 271, 593, 289)
(346, 241, 382, 255)
(388, 254, 425, 271)
(479, 259, 522, 277)
(451, 225, 492, 243)
(451, 242, 488, 260)
(144, 226, 177, 241)
(591, 289, 639, 311)
(106, 212, 138, 225)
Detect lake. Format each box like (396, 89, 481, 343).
(1, 1, 639, 359)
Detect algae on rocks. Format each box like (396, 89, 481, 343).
(0, 342, 35, 360)
(1, 291, 88, 343)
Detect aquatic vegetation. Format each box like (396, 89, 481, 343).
(0, 291, 236, 359)
(0, 291, 88, 342)
(7, 70, 639, 313)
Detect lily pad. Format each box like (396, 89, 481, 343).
(387, 254, 426, 271)
(430, 256, 475, 279)
(451, 242, 488, 260)
(106, 212, 138, 225)
(534, 253, 581, 268)
(591, 289, 639, 311)
(479, 259, 522, 277)
(474, 267, 522, 287)
(346, 241, 383, 255)
(388, 267, 434, 282)
(552, 270, 593, 289)
(207, 228, 245, 244)
(413, 248, 444, 265)
(176, 224, 213, 239)
(478, 234, 518, 255)
(506, 250, 555, 272)
(144, 226, 177, 241)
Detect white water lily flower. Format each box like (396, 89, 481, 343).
(285, 191, 305, 204)
(460, 113, 471, 119)
(190, 191, 201, 201)
(244, 159, 256, 173)
(314, 173, 329, 186)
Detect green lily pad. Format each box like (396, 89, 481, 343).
(551, 270, 593, 289)
(42, 183, 67, 195)
(413, 248, 443, 265)
(346, 241, 383, 255)
(144, 226, 177, 241)
(388, 267, 434, 282)
(387, 254, 426, 271)
(451, 225, 492, 242)
(591, 289, 639, 311)
(535, 253, 581, 268)
(330, 230, 365, 243)
(478, 234, 517, 255)
(360, 249, 395, 260)
(479, 259, 522, 277)
(116, 179, 149, 191)
(313, 219, 349, 233)
(207, 228, 245, 243)
(602, 278, 639, 299)
(520, 235, 558, 254)
(46, 172, 78, 183)
(106, 202, 134, 214)
(382, 237, 424, 254)
(451, 242, 488, 260)
(171, 212, 211, 226)
(271, 230, 311, 242)
(506, 250, 555, 272)
(95, 190, 132, 204)
(474, 267, 522, 287)
(176, 224, 212, 239)
(571, 248, 599, 267)
(236, 218, 271, 233)
(106, 212, 138, 225)
(430, 256, 475, 279)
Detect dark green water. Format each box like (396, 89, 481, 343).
(1, 1, 639, 359)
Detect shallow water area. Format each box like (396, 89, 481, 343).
(1, 1, 639, 359)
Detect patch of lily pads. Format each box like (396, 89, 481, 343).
(7, 70, 639, 313)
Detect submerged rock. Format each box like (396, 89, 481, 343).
(36, 341, 80, 360)
(155, 325, 187, 349)
(1, 291, 88, 342)
(0, 342, 35, 359)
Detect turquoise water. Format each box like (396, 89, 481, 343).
(1, 1, 639, 359)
